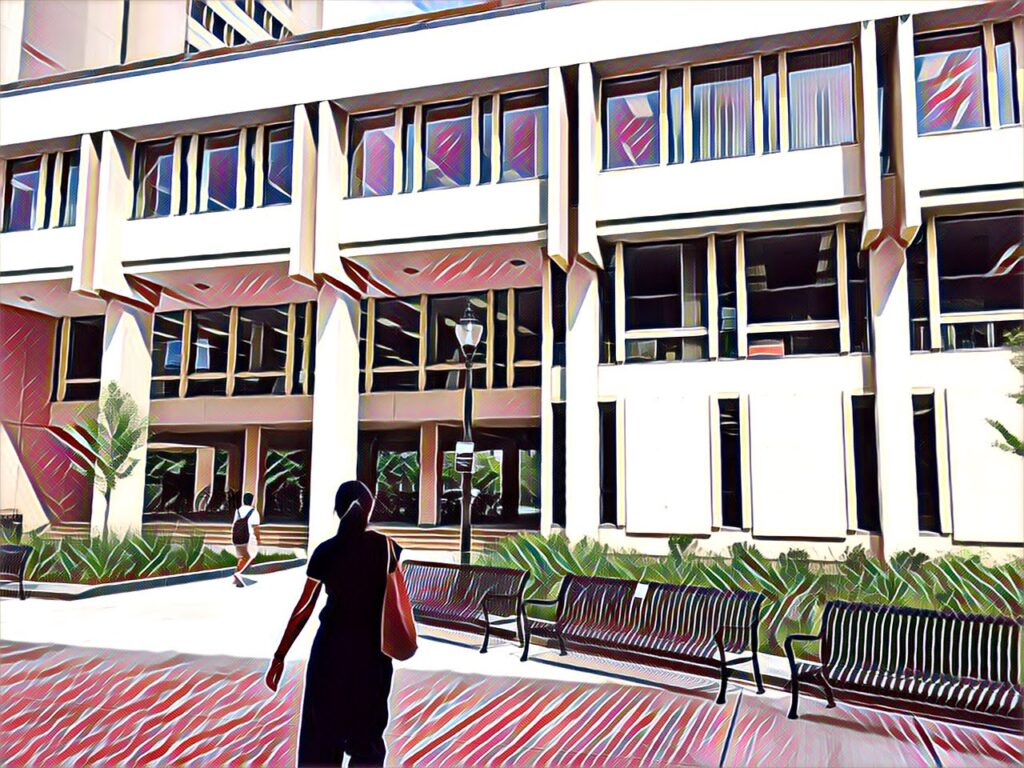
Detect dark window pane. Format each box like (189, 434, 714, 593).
(372, 371, 419, 392)
(234, 376, 286, 396)
(941, 320, 1023, 350)
(552, 402, 566, 527)
(603, 74, 660, 169)
(480, 97, 493, 184)
(514, 288, 542, 362)
(717, 236, 738, 358)
(512, 365, 541, 388)
(425, 368, 485, 391)
(748, 329, 839, 357)
(626, 336, 707, 363)
(936, 213, 1023, 314)
(293, 302, 309, 393)
(493, 291, 508, 388)
(906, 233, 930, 350)
(237, 306, 289, 374)
(5, 156, 41, 231)
(668, 70, 684, 164)
(693, 60, 754, 161)
(189, 309, 231, 375)
(373, 297, 421, 368)
(719, 398, 742, 528)
(402, 107, 416, 193)
(745, 229, 838, 323)
(60, 151, 80, 227)
(423, 101, 472, 189)
(852, 395, 880, 533)
(187, 378, 227, 397)
(599, 401, 617, 525)
(501, 90, 547, 181)
(846, 224, 871, 353)
(200, 132, 239, 212)
(67, 316, 104, 381)
(624, 244, 682, 330)
(349, 111, 396, 198)
(135, 140, 174, 218)
(429, 294, 487, 365)
(912, 393, 942, 534)
(152, 312, 185, 377)
(994, 23, 1019, 126)
(762, 56, 780, 154)
(914, 28, 987, 134)
(65, 382, 101, 400)
(787, 45, 855, 150)
(150, 379, 180, 399)
(263, 124, 293, 205)
(597, 254, 614, 364)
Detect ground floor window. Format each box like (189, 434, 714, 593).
(912, 393, 943, 534)
(851, 395, 881, 533)
(717, 397, 743, 529)
(599, 402, 619, 526)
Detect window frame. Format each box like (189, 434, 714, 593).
(601, 72, 662, 171)
(3, 155, 43, 232)
(134, 138, 177, 219)
(197, 130, 243, 213)
(261, 123, 294, 207)
(53, 315, 104, 402)
(913, 25, 990, 136)
(785, 43, 858, 151)
(498, 88, 549, 182)
(421, 99, 474, 191)
(347, 109, 399, 199)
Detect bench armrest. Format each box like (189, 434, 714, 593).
(713, 623, 754, 656)
(481, 591, 519, 616)
(784, 633, 822, 675)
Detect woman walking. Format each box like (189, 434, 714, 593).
(265, 481, 400, 767)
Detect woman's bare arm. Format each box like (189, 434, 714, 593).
(266, 577, 322, 691)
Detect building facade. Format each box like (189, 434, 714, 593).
(0, 0, 1021, 559)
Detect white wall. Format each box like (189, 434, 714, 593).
(915, 126, 1024, 194)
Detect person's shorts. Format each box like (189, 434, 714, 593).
(235, 541, 258, 560)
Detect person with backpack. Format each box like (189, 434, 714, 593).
(231, 492, 261, 588)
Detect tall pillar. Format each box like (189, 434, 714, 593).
(418, 422, 439, 526)
(307, 283, 361, 548)
(564, 260, 601, 541)
(869, 236, 921, 558)
(226, 446, 242, 493)
(194, 446, 216, 506)
(90, 300, 153, 538)
(242, 426, 266, 511)
(540, 259, 555, 533)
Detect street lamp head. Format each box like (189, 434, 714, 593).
(455, 305, 484, 357)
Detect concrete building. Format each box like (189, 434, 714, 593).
(1, 0, 1021, 560)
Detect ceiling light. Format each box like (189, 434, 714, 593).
(19, 295, 35, 302)
(509, 259, 527, 267)
(194, 282, 211, 291)
(402, 267, 420, 275)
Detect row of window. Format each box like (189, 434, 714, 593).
(359, 289, 542, 393)
(51, 302, 316, 402)
(599, 224, 871, 363)
(186, 0, 292, 54)
(3, 150, 79, 232)
(348, 89, 548, 198)
(134, 123, 293, 219)
(592, 393, 944, 536)
(907, 212, 1023, 352)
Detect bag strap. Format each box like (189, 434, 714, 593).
(242, 508, 254, 522)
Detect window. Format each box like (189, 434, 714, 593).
(493, 291, 508, 388)
(598, 249, 616, 364)
(762, 56, 780, 154)
(599, 402, 618, 526)
(426, 294, 487, 389)
(994, 23, 1020, 126)
(717, 236, 738, 359)
(912, 393, 942, 534)
(235, 306, 289, 395)
(668, 70, 684, 164)
(501, 90, 547, 181)
(718, 397, 743, 529)
(59, 316, 103, 401)
(552, 402, 566, 527)
(423, 101, 472, 190)
(846, 225, 871, 353)
(480, 98, 493, 184)
(877, 27, 895, 174)
(907, 234, 930, 351)
(936, 213, 1023, 350)
(603, 74, 660, 169)
(59, 151, 79, 227)
(692, 60, 754, 161)
(263, 124, 293, 206)
(623, 241, 708, 362)
(187, 309, 231, 396)
(199, 132, 240, 212)
(4, 157, 41, 231)
(349, 112, 396, 198)
(745, 229, 840, 356)
(851, 395, 880, 533)
(293, 302, 315, 395)
(915, 29, 987, 134)
(371, 297, 421, 392)
(151, 312, 185, 399)
(401, 107, 416, 193)
(135, 140, 175, 218)
(787, 45, 855, 150)
(513, 288, 542, 386)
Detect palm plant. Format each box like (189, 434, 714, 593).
(987, 328, 1024, 456)
(58, 382, 148, 539)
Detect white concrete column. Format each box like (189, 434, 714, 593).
(194, 446, 217, 503)
(869, 236, 921, 558)
(419, 422, 439, 526)
(547, 67, 570, 272)
(576, 63, 602, 267)
(893, 14, 922, 244)
(289, 103, 318, 283)
(858, 20, 884, 247)
(307, 282, 361, 548)
(242, 426, 266, 511)
(90, 300, 153, 538)
(564, 260, 601, 541)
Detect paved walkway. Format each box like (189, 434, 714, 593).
(1, 569, 1020, 767)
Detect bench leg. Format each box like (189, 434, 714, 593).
(519, 625, 531, 662)
(787, 677, 801, 720)
(556, 628, 567, 656)
(751, 650, 765, 694)
(480, 614, 491, 654)
(19, 577, 25, 601)
(716, 664, 729, 705)
(821, 674, 837, 709)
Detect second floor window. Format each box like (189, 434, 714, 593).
(4, 157, 41, 231)
(603, 74, 660, 170)
(52, 315, 104, 401)
(263, 125, 293, 206)
(349, 112, 396, 198)
(200, 132, 240, 212)
(500, 90, 548, 181)
(59, 151, 80, 227)
(135, 140, 174, 218)
(788, 45, 855, 150)
(915, 28, 987, 134)
(692, 60, 754, 161)
(994, 23, 1020, 126)
(423, 101, 472, 190)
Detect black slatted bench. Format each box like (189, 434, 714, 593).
(786, 600, 1023, 730)
(0, 544, 31, 600)
(403, 561, 529, 653)
(520, 574, 766, 704)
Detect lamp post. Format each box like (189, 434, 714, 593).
(455, 304, 484, 565)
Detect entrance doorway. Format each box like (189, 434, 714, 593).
(357, 430, 420, 524)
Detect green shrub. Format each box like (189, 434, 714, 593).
(7, 532, 294, 585)
(476, 533, 1024, 656)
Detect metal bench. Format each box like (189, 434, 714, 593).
(786, 600, 1023, 730)
(0, 544, 31, 600)
(403, 561, 529, 653)
(520, 574, 766, 704)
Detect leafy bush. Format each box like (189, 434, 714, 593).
(7, 532, 294, 585)
(476, 533, 1024, 656)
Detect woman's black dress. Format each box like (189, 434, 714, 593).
(299, 523, 397, 767)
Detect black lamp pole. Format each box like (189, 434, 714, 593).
(456, 305, 483, 566)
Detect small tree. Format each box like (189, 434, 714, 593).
(63, 382, 149, 538)
(987, 328, 1024, 457)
